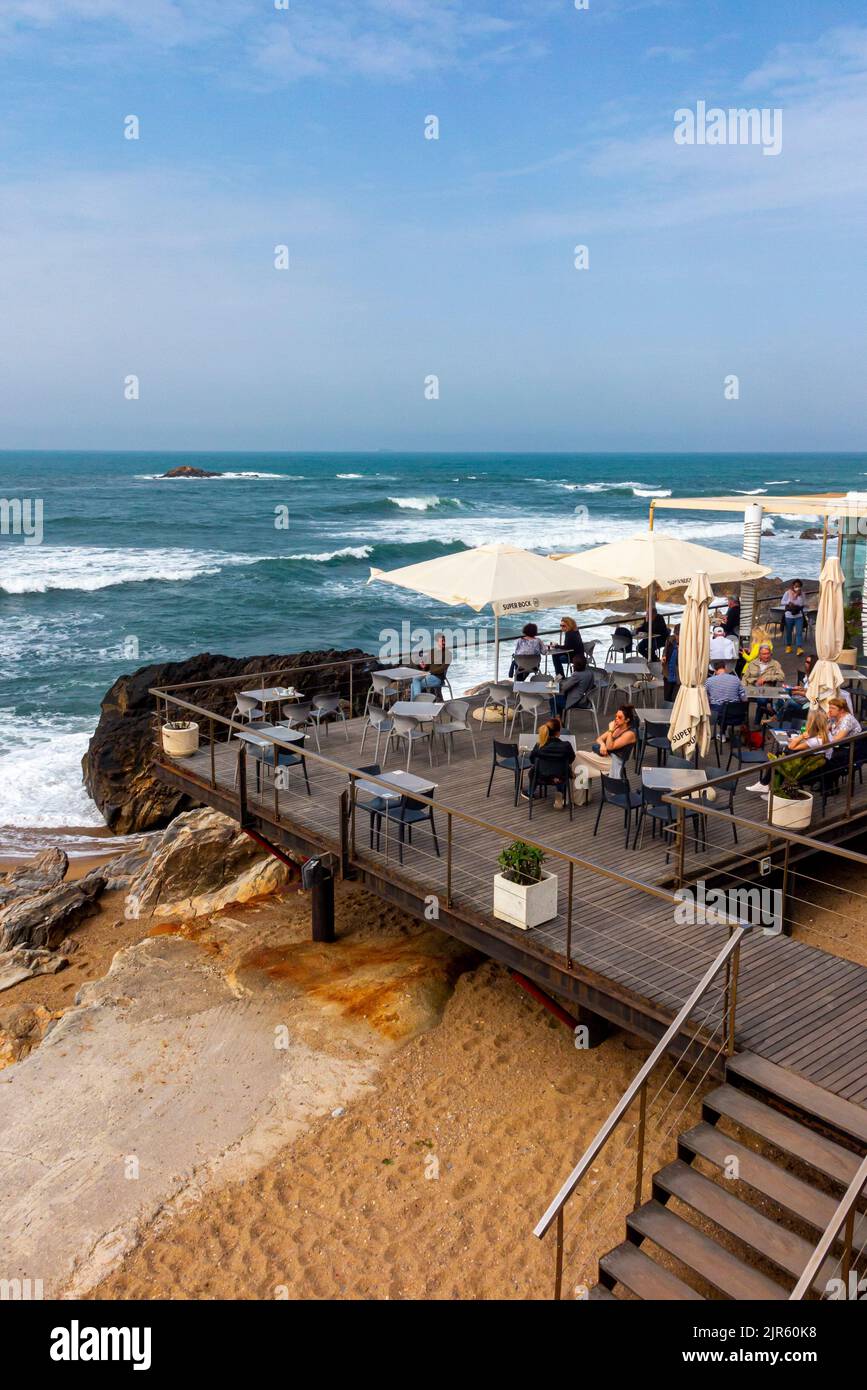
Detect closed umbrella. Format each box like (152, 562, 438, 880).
(368, 542, 628, 678)
(668, 571, 713, 761)
(806, 555, 845, 710)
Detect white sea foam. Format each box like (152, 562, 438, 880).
(763, 480, 791, 485)
(386, 496, 462, 511)
(632, 487, 672, 498)
(285, 546, 372, 562)
(336, 473, 363, 479)
(0, 546, 265, 594)
(0, 713, 103, 828)
(735, 488, 768, 495)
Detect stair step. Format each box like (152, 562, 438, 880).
(704, 1084, 862, 1189)
(587, 1283, 619, 1301)
(628, 1200, 788, 1301)
(679, 1122, 867, 1248)
(726, 1053, 867, 1147)
(599, 1241, 704, 1301)
(653, 1160, 836, 1290)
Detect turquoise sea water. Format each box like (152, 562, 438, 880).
(0, 450, 864, 835)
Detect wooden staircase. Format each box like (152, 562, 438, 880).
(590, 1053, 867, 1301)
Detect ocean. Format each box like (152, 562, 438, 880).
(1, 450, 863, 849)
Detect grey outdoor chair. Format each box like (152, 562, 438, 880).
(481, 681, 518, 733)
(508, 691, 550, 738)
(311, 693, 349, 741)
(226, 692, 266, 741)
(359, 705, 396, 762)
(391, 712, 434, 770)
(435, 699, 477, 762)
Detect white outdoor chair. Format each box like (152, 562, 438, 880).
(508, 691, 550, 738)
(359, 705, 397, 762)
(226, 693, 266, 741)
(311, 693, 349, 741)
(435, 699, 477, 762)
(481, 681, 518, 733)
(391, 713, 434, 770)
(364, 672, 399, 716)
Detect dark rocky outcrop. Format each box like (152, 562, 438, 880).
(0, 877, 104, 954)
(800, 528, 822, 540)
(82, 648, 375, 834)
(160, 465, 222, 478)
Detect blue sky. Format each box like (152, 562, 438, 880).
(0, 0, 865, 451)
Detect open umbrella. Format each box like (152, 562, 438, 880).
(557, 532, 770, 662)
(668, 571, 713, 762)
(806, 555, 845, 710)
(368, 542, 628, 678)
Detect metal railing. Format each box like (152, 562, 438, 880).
(149, 679, 752, 1044)
(532, 925, 747, 1300)
(663, 726, 867, 893)
(790, 1152, 867, 1300)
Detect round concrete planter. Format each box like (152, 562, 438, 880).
(161, 721, 199, 757)
(768, 790, 813, 831)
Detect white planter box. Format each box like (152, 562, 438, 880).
(768, 790, 813, 831)
(493, 869, 558, 930)
(161, 722, 199, 757)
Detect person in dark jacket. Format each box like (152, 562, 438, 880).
(550, 666, 595, 717)
(636, 606, 669, 658)
(522, 717, 575, 809)
(551, 616, 586, 678)
(663, 630, 680, 702)
(723, 595, 740, 637)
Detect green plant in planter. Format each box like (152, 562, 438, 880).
(497, 840, 546, 886)
(768, 752, 826, 801)
(164, 720, 195, 731)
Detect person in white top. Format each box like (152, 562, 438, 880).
(780, 578, 807, 655)
(708, 626, 737, 662)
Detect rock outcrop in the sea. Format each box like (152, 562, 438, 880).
(160, 465, 222, 478)
(126, 808, 293, 919)
(82, 647, 375, 834)
(800, 528, 822, 540)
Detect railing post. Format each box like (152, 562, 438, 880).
(846, 738, 856, 818)
(780, 841, 790, 935)
(446, 812, 453, 908)
(349, 663, 354, 719)
(634, 1080, 648, 1207)
(554, 1209, 564, 1302)
(339, 788, 350, 880)
(675, 804, 686, 888)
(350, 778, 357, 860)
(237, 742, 248, 828)
(209, 717, 216, 788)
(842, 1207, 855, 1288)
(726, 937, 741, 1055)
(566, 861, 574, 969)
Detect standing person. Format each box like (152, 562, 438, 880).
(663, 629, 680, 702)
(636, 605, 669, 659)
(781, 578, 807, 655)
(508, 622, 544, 678)
(723, 594, 741, 637)
(551, 616, 586, 678)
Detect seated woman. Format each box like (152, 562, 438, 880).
(772, 654, 814, 726)
(747, 708, 830, 794)
(826, 696, 862, 759)
(573, 704, 639, 781)
(508, 622, 545, 678)
(522, 717, 576, 810)
(551, 616, 586, 678)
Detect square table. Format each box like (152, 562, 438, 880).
(241, 685, 304, 705)
(640, 706, 674, 729)
(604, 661, 650, 676)
(389, 701, 446, 720)
(354, 768, 437, 858)
(373, 666, 429, 684)
(642, 767, 707, 793)
(837, 668, 867, 683)
(518, 731, 577, 753)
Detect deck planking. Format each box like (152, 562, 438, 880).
(157, 705, 867, 1109)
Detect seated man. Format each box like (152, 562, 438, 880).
(636, 606, 669, 659)
(709, 626, 737, 662)
(551, 665, 595, 717)
(742, 642, 785, 722)
(705, 662, 747, 725)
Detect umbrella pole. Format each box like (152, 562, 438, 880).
(494, 611, 500, 681)
(645, 580, 654, 664)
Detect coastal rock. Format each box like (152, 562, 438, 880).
(0, 848, 69, 909)
(82, 647, 375, 834)
(800, 528, 821, 540)
(125, 808, 293, 917)
(0, 946, 69, 995)
(0, 877, 104, 953)
(85, 840, 155, 892)
(0, 1000, 59, 1067)
(160, 465, 222, 479)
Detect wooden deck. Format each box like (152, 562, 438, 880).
(155, 703, 867, 1109)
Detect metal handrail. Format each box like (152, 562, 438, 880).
(533, 924, 747, 1243)
(790, 1152, 867, 1300)
(151, 686, 682, 906)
